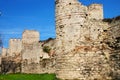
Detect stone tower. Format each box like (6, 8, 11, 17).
(55, 0, 111, 80)
(56, 0, 104, 54)
(22, 30, 39, 45)
(56, 0, 88, 53)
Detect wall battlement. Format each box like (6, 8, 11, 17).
(10, 38, 22, 41)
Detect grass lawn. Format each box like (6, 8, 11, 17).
(0, 73, 57, 80)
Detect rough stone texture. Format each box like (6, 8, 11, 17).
(55, 0, 104, 54)
(55, 0, 120, 80)
(1, 56, 22, 74)
(22, 58, 56, 74)
(22, 30, 39, 44)
(56, 0, 87, 53)
(9, 39, 22, 57)
(22, 43, 42, 64)
(104, 19, 120, 80)
(56, 45, 112, 80)
(55, 18, 120, 80)
(21, 37, 56, 73)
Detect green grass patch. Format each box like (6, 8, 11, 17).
(0, 73, 57, 80)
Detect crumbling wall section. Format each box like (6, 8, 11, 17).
(56, 45, 112, 80)
(22, 58, 55, 74)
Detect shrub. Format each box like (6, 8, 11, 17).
(43, 46, 51, 53)
(102, 18, 113, 23)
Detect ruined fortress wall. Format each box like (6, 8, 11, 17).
(22, 43, 42, 64)
(80, 20, 109, 44)
(22, 42, 52, 73)
(56, 46, 112, 80)
(9, 39, 22, 57)
(55, 0, 112, 80)
(108, 21, 120, 42)
(22, 30, 39, 44)
(22, 58, 55, 74)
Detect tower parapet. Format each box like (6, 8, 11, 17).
(22, 30, 40, 44)
(88, 4, 103, 20)
(9, 38, 22, 56)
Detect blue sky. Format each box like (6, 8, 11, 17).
(0, 0, 120, 48)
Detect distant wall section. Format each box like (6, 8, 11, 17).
(22, 30, 39, 44)
(9, 39, 22, 57)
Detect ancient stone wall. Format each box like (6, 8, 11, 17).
(56, 45, 112, 80)
(103, 20, 120, 79)
(0, 0, 120, 79)
(1, 56, 22, 74)
(21, 40, 56, 73)
(55, 0, 104, 54)
(22, 58, 55, 74)
(56, 0, 88, 53)
(22, 43, 41, 64)
(80, 20, 109, 44)
(55, 0, 120, 80)
(1, 30, 56, 74)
